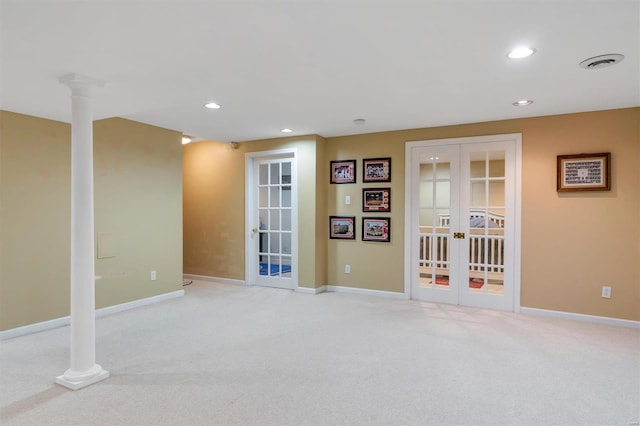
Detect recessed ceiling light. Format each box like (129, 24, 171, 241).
(507, 47, 536, 59)
(182, 136, 192, 144)
(281, 128, 293, 133)
(512, 100, 533, 106)
(204, 102, 221, 109)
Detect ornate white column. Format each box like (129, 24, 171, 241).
(55, 73, 109, 390)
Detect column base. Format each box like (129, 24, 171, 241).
(55, 364, 110, 390)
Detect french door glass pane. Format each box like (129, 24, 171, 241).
(270, 187, 280, 207)
(270, 209, 280, 230)
(270, 163, 280, 184)
(282, 233, 291, 255)
(418, 155, 451, 288)
(259, 187, 268, 208)
(468, 151, 505, 294)
(259, 164, 268, 185)
(282, 209, 291, 231)
(257, 159, 293, 279)
(269, 232, 280, 253)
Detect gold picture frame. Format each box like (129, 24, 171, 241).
(557, 153, 610, 192)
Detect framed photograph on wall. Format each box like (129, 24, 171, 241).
(362, 187, 391, 212)
(329, 216, 356, 240)
(363, 157, 391, 182)
(330, 160, 357, 184)
(362, 217, 390, 242)
(557, 152, 611, 192)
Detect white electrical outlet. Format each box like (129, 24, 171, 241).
(345, 264, 351, 274)
(601, 286, 611, 299)
(151, 270, 157, 281)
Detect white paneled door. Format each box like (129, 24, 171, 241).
(406, 135, 520, 311)
(246, 150, 298, 290)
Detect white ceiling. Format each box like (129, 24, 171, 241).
(1, 0, 638, 143)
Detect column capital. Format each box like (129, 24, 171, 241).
(58, 73, 105, 96)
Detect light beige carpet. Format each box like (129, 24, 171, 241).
(1, 280, 639, 425)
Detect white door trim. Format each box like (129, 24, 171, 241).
(245, 148, 299, 289)
(404, 133, 522, 312)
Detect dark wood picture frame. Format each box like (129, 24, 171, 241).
(557, 152, 611, 192)
(362, 217, 390, 242)
(329, 216, 356, 240)
(362, 187, 391, 212)
(330, 160, 357, 184)
(363, 157, 391, 182)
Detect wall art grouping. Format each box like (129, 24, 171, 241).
(330, 157, 391, 184)
(329, 156, 392, 242)
(329, 215, 391, 242)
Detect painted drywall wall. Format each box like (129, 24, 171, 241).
(184, 108, 638, 321)
(0, 112, 183, 331)
(182, 135, 327, 289)
(326, 108, 639, 320)
(93, 118, 183, 308)
(0, 111, 72, 329)
(314, 136, 328, 288)
(519, 110, 639, 320)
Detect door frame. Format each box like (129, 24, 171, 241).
(403, 133, 522, 312)
(245, 148, 299, 289)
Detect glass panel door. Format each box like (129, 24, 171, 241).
(459, 142, 515, 311)
(252, 156, 295, 289)
(412, 145, 460, 305)
(466, 150, 505, 294)
(409, 135, 518, 311)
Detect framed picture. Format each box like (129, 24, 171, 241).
(363, 157, 391, 182)
(557, 152, 611, 192)
(362, 217, 390, 242)
(362, 187, 391, 212)
(329, 216, 356, 240)
(330, 160, 356, 184)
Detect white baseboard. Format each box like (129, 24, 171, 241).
(326, 285, 409, 300)
(521, 307, 640, 329)
(296, 285, 327, 294)
(0, 289, 185, 341)
(96, 290, 184, 319)
(183, 273, 246, 286)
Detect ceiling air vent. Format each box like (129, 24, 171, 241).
(579, 54, 624, 70)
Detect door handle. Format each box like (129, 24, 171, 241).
(252, 227, 258, 234)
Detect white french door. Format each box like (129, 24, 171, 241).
(405, 134, 520, 311)
(246, 150, 298, 289)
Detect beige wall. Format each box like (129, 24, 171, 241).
(4, 107, 634, 331)
(184, 108, 639, 321)
(93, 118, 183, 307)
(520, 110, 639, 320)
(183, 135, 327, 289)
(1, 112, 72, 329)
(0, 112, 183, 331)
